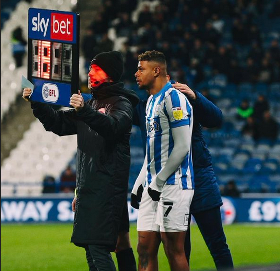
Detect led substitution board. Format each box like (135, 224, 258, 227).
(28, 8, 80, 106)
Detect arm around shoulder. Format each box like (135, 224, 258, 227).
(192, 91, 223, 128)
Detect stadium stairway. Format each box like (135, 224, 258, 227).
(1, 97, 34, 165)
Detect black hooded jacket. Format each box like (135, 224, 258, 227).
(31, 82, 139, 250)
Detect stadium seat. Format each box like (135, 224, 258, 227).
(242, 158, 262, 174)
(223, 83, 237, 98)
(269, 83, 280, 100)
(216, 98, 231, 109)
(208, 147, 220, 157)
(255, 82, 268, 94)
(234, 180, 249, 193)
(216, 174, 237, 184)
(1, 184, 15, 196)
(251, 152, 267, 160)
(240, 141, 255, 153)
(223, 138, 242, 148)
(248, 176, 272, 193)
(262, 158, 279, 168)
(213, 162, 229, 174)
(229, 162, 247, 173)
(233, 149, 251, 160)
(238, 83, 253, 93)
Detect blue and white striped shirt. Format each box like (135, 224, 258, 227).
(145, 82, 194, 190)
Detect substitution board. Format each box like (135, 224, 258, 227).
(28, 8, 80, 106)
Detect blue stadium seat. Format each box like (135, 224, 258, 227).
(203, 65, 213, 79)
(226, 166, 243, 175)
(213, 163, 228, 174)
(216, 174, 237, 184)
(234, 149, 251, 157)
(216, 154, 231, 163)
(223, 138, 242, 148)
(223, 83, 237, 99)
(259, 158, 280, 175)
(242, 158, 262, 174)
(255, 82, 268, 94)
(128, 171, 139, 191)
(219, 148, 235, 160)
(238, 83, 254, 99)
(221, 121, 234, 132)
(237, 174, 254, 182)
(208, 74, 227, 88)
(269, 83, 280, 99)
(256, 139, 274, 147)
(248, 176, 272, 193)
(234, 180, 249, 193)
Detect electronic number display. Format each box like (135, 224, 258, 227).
(28, 8, 80, 106)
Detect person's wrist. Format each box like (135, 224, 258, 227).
(150, 178, 163, 193)
(189, 90, 199, 105)
(192, 91, 197, 100)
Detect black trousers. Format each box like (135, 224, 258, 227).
(85, 245, 116, 271)
(185, 207, 234, 270)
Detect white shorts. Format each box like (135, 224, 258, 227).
(137, 184, 194, 232)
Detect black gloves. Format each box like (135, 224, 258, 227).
(148, 187, 161, 201)
(130, 184, 143, 209)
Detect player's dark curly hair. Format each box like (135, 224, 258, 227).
(138, 50, 166, 65)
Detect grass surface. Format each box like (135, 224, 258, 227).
(1, 223, 280, 271)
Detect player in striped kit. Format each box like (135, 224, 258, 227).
(132, 50, 194, 271)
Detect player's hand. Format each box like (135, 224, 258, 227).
(131, 184, 144, 209)
(148, 187, 161, 201)
(22, 88, 32, 102)
(70, 90, 84, 111)
(172, 83, 196, 100)
(148, 176, 165, 201)
(72, 197, 77, 212)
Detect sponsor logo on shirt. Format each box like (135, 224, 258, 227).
(172, 107, 183, 120)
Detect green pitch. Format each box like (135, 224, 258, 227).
(1, 223, 280, 271)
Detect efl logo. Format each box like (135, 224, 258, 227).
(42, 83, 59, 103)
(51, 13, 73, 41)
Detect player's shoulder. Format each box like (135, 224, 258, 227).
(164, 87, 188, 100)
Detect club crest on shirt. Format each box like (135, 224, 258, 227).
(148, 120, 160, 132)
(172, 107, 183, 120)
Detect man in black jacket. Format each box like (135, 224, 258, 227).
(23, 51, 139, 271)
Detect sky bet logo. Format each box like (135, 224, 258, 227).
(29, 8, 75, 42)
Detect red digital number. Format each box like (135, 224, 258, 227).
(40, 41, 51, 79)
(32, 40, 51, 79)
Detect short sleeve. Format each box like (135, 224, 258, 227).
(164, 89, 192, 128)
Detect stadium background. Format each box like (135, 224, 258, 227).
(1, 0, 280, 270)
